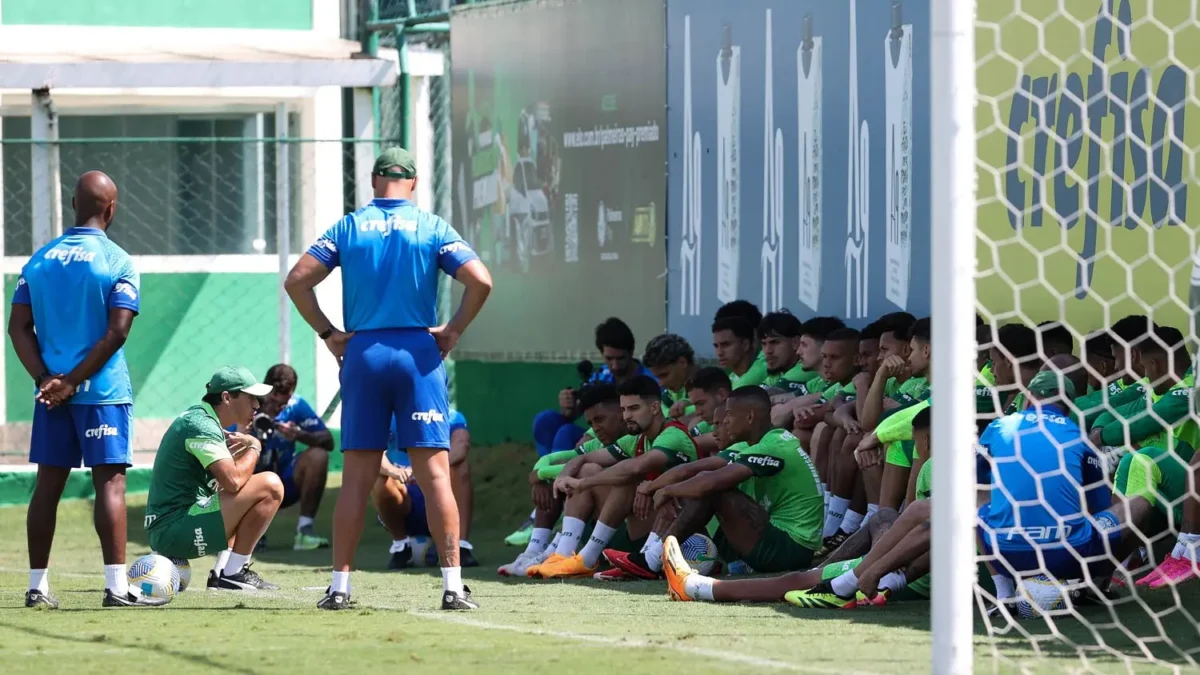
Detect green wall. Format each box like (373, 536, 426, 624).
(0, 0, 312, 29)
(4, 273, 315, 423)
(454, 360, 576, 446)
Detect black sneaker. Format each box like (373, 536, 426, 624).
(388, 546, 413, 570)
(317, 587, 353, 610)
(816, 531, 851, 559)
(441, 584, 479, 610)
(217, 563, 279, 591)
(460, 547, 479, 568)
(25, 589, 58, 609)
(206, 570, 220, 589)
(102, 589, 167, 607)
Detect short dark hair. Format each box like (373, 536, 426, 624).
(578, 383, 620, 412)
(686, 366, 732, 394)
(617, 374, 661, 400)
(800, 316, 846, 342)
(711, 316, 755, 341)
(201, 390, 243, 407)
(908, 317, 931, 343)
(825, 327, 861, 343)
(995, 323, 1038, 361)
(879, 312, 917, 339)
(1138, 325, 1185, 358)
(912, 406, 931, 431)
(1111, 314, 1155, 346)
(714, 300, 763, 331)
(264, 363, 298, 392)
(859, 320, 884, 341)
(1036, 321, 1074, 355)
(759, 311, 804, 339)
(727, 384, 772, 411)
(595, 317, 636, 353)
(643, 333, 695, 368)
(976, 323, 995, 350)
(1083, 330, 1114, 362)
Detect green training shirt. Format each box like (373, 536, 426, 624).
(607, 425, 698, 469)
(762, 361, 812, 388)
(734, 429, 824, 550)
(690, 420, 714, 436)
(915, 459, 933, 501)
(145, 403, 230, 532)
(729, 351, 769, 388)
(1094, 376, 1198, 454)
(976, 363, 996, 414)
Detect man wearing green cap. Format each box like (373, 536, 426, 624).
(144, 366, 285, 591)
(287, 146, 492, 610)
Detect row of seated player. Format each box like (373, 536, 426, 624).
(497, 303, 1200, 614)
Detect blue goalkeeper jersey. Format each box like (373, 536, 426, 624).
(306, 198, 478, 332)
(11, 227, 139, 404)
(976, 403, 1110, 551)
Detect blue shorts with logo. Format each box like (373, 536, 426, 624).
(977, 510, 1122, 579)
(402, 480, 430, 536)
(341, 328, 450, 452)
(31, 402, 133, 468)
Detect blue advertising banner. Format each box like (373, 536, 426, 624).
(667, 0, 932, 357)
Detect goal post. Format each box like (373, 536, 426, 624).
(929, 0, 977, 673)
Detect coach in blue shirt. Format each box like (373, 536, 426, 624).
(286, 147, 492, 611)
(8, 171, 149, 608)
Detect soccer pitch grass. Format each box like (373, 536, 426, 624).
(1, 445, 1198, 674)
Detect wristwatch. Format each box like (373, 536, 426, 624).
(318, 327, 334, 340)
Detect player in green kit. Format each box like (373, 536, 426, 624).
(793, 328, 861, 496)
(712, 317, 758, 386)
(650, 386, 823, 574)
(529, 376, 699, 579)
(714, 300, 769, 386)
(642, 333, 699, 419)
(144, 366, 283, 591)
(769, 317, 846, 427)
(757, 311, 814, 391)
(682, 367, 733, 458)
(498, 384, 629, 576)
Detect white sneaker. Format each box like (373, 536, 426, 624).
(497, 551, 540, 577)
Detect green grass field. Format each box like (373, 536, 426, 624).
(0, 444, 1198, 674)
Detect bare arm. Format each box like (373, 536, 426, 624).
(379, 454, 412, 482)
(296, 427, 334, 451)
(561, 449, 618, 479)
(831, 399, 858, 430)
(859, 366, 897, 432)
(7, 303, 48, 380)
(208, 436, 262, 494)
(444, 259, 493, 337)
(284, 254, 336, 334)
(449, 427, 470, 466)
(577, 451, 669, 491)
(643, 455, 730, 492)
(660, 463, 754, 501)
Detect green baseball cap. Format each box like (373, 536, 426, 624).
(206, 366, 273, 397)
(373, 147, 417, 180)
(1027, 370, 1076, 401)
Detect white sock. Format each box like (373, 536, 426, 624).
(331, 570, 351, 595)
(441, 566, 464, 594)
(879, 570, 908, 593)
(557, 517, 586, 557)
(822, 485, 830, 509)
(29, 568, 49, 594)
(1173, 532, 1200, 561)
(830, 569, 859, 598)
(545, 532, 562, 555)
(865, 503, 880, 523)
(223, 552, 250, 576)
(525, 528, 552, 556)
(824, 496, 850, 538)
(460, 540, 474, 551)
(105, 564, 128, 596)
(528, 508, 537, 520)
(684, 574, 716, 601)
(297, 516, 315, 532)
(213, 549, 232, 575)
(841, 510, 865, 535)
(993, 574, 1015, 600)
(643, 533, 664, 572)
(580, 522, 617, 568)
(390, 537, 410, 554)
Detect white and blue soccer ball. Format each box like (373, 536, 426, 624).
(167, 557, 192, 592)
(1017, 574, 1071, 618)
(680, 534, 720, 576)
(128, 554, 180, 604)
(411, 536, 434, 567)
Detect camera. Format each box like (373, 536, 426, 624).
(251, 413, 276, 444)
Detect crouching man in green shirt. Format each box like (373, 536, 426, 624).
(145, 366, 284, 591)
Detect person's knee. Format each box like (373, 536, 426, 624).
(578, 462, 604, 478)
(302, 448, 330, 475)
(256, 471, 286, 503)
(532, 409, 564, 441)
(905, 499, 932, 519)
(454, 457, 472, 484)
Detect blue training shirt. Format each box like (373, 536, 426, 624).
(306, 198, 478, 332)
(225, 395, 327, 467)
(585, 361, 656, 386)
(976, 403, 1111, 551)
(387, 410, 468, 467)
(11, 227, 139, 405)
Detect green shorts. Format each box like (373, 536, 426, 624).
(714, 520, 814, 574)
(817, 556, 929, 600)
(147, 506, 225, 560)
(885, 441, 915, 468)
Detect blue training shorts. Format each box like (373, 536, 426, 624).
(341, 328, 450, 451)
(31, 402, 133, 468)
(978, 511, 1122, 579)
(403, 480, 430, 537)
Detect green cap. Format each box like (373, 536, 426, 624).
(372, 147, 417, 180)
(1027, 370, 1076, 401)
(206, 366, 274, 397)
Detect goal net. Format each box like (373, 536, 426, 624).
(957, 0, 1200, 671)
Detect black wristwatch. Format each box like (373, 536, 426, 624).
(34, 372, 50, 387)
(318, 327, 335, 340)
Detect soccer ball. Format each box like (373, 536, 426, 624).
(128, 554, 180, 604)
(1017, 574, 1069, 618)
(680, 534, 720, 576)
(410, 536, 434, 567)
(167, 557, 192, 592)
